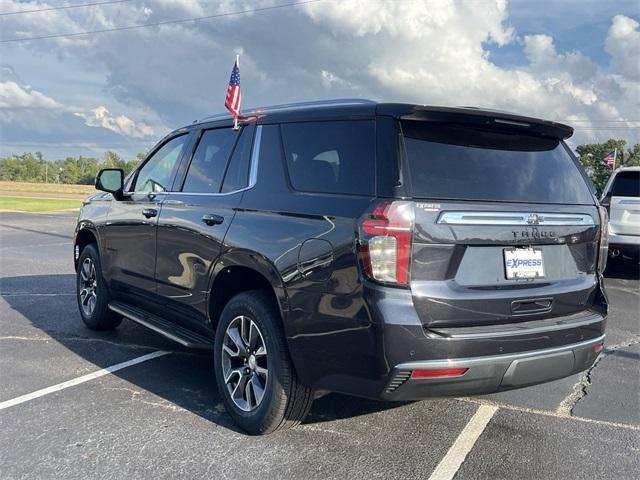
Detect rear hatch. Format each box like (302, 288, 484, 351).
(605, 170, 640, 239)
(400, 120, 601, 328)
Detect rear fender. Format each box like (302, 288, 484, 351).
(208, 249, 291, 331)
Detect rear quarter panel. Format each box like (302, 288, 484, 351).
(224, 123, 379, 390)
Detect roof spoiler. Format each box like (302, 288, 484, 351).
(377, 104, 574, 140)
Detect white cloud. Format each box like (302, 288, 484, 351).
(74, 106, 156, 138)
(0, 66, 160, 145)
(605, 14, 640, 80)
(304, 0, 513, 44)
(321, 70, 358, 90)
(0, 79, 61, 109)
(0, 78, 157, 140)
(0, 0, 638, 155)
(301, 1, 639, 144)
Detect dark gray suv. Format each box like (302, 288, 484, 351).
(74, 99, 608, 434)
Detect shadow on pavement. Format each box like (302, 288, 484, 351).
(604, 257, 640, 280)
(2, 273, 408, 433)
(0, 222, 74, 240)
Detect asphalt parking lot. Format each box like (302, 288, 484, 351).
(1, 211, 638, 479)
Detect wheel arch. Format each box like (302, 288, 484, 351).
(74, 222, 100, 271)
(207, 250, 290, 333)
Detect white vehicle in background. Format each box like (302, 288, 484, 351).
(600, 166, 640, 260)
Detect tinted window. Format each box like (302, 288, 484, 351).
(221, 126, 253, 193)
(135, 134, 187, 193)
(610, 171, 640, 197)
(281, 121, 374, 195)
(183, 128, 237, 193)
(402, 122, 593, 204)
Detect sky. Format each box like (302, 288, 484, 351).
(0, 0, 639, 160)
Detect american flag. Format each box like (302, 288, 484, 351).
(602, 150, 616, 167)
(225, 58, 241, 119)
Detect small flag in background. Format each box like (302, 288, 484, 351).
(225, 55, 241, 123)
(602, 150, 616, 168)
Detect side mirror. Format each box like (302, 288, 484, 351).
(95, 168, 124, 198)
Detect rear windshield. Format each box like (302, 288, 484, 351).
(401, 121, 594, 204)
(609, 171, 640, 197)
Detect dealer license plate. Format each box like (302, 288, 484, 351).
(504, 248, 544, 280)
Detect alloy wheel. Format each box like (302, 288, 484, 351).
(79, 257, 98, 317)
(221, 315, 268, 412)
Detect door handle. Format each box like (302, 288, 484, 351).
(142, 208, 158, 218)
(202, 214, 224, 226)
(163, 199, 184, 206)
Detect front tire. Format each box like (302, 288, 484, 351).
(214, 290, 314, 435)
(76, 244, 121, 330)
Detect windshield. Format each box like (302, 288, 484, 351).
(401, 121, 594, 205)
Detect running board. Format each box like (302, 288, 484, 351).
(108, 301, 213, 350)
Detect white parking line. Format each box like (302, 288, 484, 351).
(428, 404, 498, 480)
(0, 350, 170, 411)
(0, 293, 75, 296)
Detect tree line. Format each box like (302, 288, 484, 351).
(0, 151, 143, 185)
(575, 140, 640, 193)
(0, 140, 638, 194)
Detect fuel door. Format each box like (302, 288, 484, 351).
(297, 238, 334, 282)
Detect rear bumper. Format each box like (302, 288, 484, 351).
(608, 232, 640, 247)
(290, 280, 607, 400)
(358, 281, 607, 400)
(381, 335, 603, 400)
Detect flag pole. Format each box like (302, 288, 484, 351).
(613, 148, 617, 169)
(234, 53, 240, 130)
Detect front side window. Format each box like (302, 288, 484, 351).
(280, 121, 375, 196)
(182, 128, 237, 193)
(135, 134, 188, 193)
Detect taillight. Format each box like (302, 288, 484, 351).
(597, 206, 609, 274)
(358, 201, 413, 286)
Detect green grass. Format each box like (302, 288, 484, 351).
(0, 181, 93, 195)
(0, 196, 81, 212)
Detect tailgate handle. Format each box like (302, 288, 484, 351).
(511, 298, 552, 315)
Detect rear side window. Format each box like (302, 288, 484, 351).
(609, 171, 640, 197)
(281, 120, 375, 196)
(221, 126, 253, 193)
(183, 128, 237, 193)
(401, 121, 594, 205)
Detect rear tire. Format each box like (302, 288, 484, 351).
(214, 290, 314, 435)
(76, 243, 121, 330)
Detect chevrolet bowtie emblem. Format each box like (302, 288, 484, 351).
(527, 214, 543, 225)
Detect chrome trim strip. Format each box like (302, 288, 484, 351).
(249, 125, 262, 188)
(396, 334, 605, 370)
(438, 211, 595, 226)
(163, 189, 251, 197)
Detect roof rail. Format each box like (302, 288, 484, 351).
(198, 98, 376, 123)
